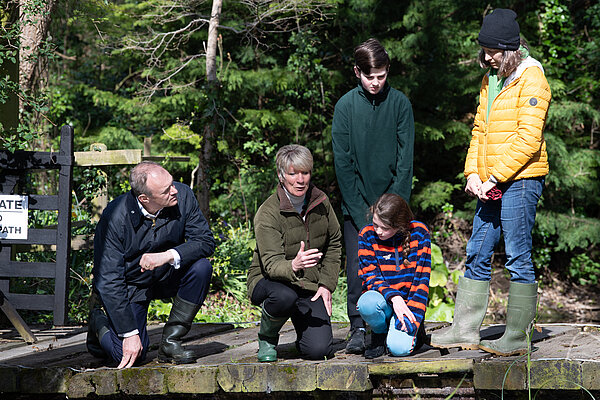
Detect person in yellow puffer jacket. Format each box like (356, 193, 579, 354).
(430, 8, 551, 357)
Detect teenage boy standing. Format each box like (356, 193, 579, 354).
(332, 38, 415, 354)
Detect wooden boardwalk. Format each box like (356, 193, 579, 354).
(1, 321, 599, 399)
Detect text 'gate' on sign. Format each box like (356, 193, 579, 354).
(0, 195, 28, 239)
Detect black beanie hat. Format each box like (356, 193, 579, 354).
(478, 9, 520, 51)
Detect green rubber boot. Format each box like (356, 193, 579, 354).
(430, 276, 490, 350)
(158, 296, 201, 364)
(479, 281, 538, 356)
(257, 305, 288, 362)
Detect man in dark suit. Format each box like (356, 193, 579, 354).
(87, 161, 214, 368)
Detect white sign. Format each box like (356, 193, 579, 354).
(0, 195, 28, 239)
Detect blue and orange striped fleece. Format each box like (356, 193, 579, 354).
(357, 221, 431, 334)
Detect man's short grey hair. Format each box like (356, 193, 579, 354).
(275, 144, 313, 181)
(130, 161, 163, 197)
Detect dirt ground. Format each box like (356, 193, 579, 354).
(433, 213, 600, 325)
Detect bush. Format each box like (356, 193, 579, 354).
(425, 243, 460, 322)
(149, 221, 257, 323)
(568, 253, 600, 286)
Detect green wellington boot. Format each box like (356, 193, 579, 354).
(479, 281, 538, 356)
(430, 276, 490, 350)
(257, 305, 288, 362)
(158, 296, 201, 364)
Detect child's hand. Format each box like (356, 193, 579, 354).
(390, 296, 416, 332)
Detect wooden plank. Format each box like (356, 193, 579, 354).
(2, 228, 57, 245)
(0, 151, 71, 169)
(5, 293, 54, 311)
(13, 234, 94, 252)
(28, 195, 58, 210)
(0, 290, 37, 344)
(74, 150, 189, 166)
(0, 261, 56, 278)
(74, 149, 142, 166)
(142, 155, 191, 163)
(0, 174, 20, 194)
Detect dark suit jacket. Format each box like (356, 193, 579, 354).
(93, 182, 214, 334)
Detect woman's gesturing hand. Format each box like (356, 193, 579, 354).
(391, 296, 416, 332)
(292, 241, 323, 272)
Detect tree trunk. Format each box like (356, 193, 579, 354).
(19, 0, 56, 192)
(195, 0, 222, 218)
(19, 0, 56, 98)
(0, 2, 20, 137)
(205, 0, 221, 83)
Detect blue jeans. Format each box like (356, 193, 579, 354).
(464, 177, 544, 284)
(357, 290, 418, 356)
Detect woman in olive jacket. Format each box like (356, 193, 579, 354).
(247, 144, 342, 362)
(431, 9, 551, 357)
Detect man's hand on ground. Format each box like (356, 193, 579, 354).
(118, 334, 142, 369)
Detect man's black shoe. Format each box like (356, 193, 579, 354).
(364, 332, 386, 359)
(87, 307, 109, 359)
(345, 328, 366, 354)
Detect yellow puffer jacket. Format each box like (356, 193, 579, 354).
(464, 57, 551, 183)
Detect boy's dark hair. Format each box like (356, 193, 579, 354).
(354, 38, 390, 74)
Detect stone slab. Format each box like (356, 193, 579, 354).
(166, 365, 219, 394)
(473, 359, 528, 390)
(369, 359, 474, 375)
(317, 363, 372, 391)
(0, 322, 598, 397)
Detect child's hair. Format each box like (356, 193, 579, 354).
(354, 38, 390, 74)
(478, 37, 529, 78)
(369, 193, 414, 265)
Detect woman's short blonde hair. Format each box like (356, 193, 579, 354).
(275, 144, 313, 181)
(478, 38, 529, 78)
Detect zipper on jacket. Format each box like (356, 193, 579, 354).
(296, 193, 327, 255)
(483, 76, 520, 178)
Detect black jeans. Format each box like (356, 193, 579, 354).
(344, 218, 364, 330)
(251, 278, 334, 360)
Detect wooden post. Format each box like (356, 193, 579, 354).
(88, 143, 108, 222)
(0, 290, 36, 343)
(53, 125, 74, 326)
(143, 136, 152, 157)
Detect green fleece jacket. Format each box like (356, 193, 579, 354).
(332, 83, 414, 230)
(246, 184, 342, 298)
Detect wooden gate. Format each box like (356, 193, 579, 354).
(0, 125, 74, 331)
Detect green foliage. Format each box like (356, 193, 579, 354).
(412, 181, 461, 213)
(5, 0, 600, 326)
(568, 253, 600, 286)
(210, 222, 255, 301)
(0, 1, 50, 151)
(535, 211, 600, 253)
(425, 243, 458, 323)
(196, 291, 259, 324)
(148, 222, 259, 324)
(331, 273, 349, 323)
(147, 299, 173, 322)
